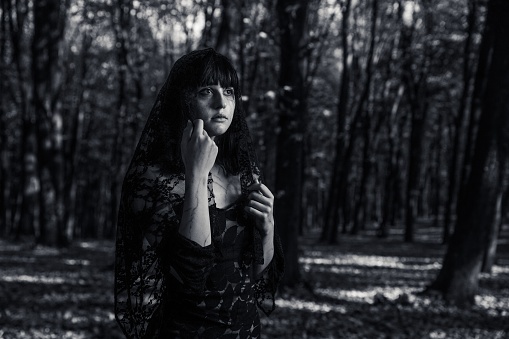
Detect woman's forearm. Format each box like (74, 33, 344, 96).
(179, 175, 212, 247)
(255, 229, 274, 277)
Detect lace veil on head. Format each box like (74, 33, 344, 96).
(114, 48, 269, 338)
(132, 47, 260, 178)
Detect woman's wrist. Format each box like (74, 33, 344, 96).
(185, 171, 209, 185)
(180, 170, 212, 247)
(256, 228, 275, 276)
(259, 215, 275, 238)
(261, 227, 274, 240)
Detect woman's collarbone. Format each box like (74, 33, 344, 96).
(211, 167, 241, 209)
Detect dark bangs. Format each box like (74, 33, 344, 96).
(173, 49, 244, 175)
(197, 51, 244, 175)
(197, 52, 239, 90)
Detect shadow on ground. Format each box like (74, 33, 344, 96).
(0, 225, 508, 338)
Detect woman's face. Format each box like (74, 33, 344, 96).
(190, 82, 235, 139)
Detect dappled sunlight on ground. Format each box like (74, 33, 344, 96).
(1, 274, 66, 284)
(261, 228, 509, 338)
(300, 254, 443, 271)
(486, 264, 509, 275)
(0, 229, 508, 338)
(314, 286, 422, 304)
(475, 294, 509, 312)
(276, 297, 348, 314)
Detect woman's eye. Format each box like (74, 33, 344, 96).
(199, 88, 213, 95)
(224, 88, 234, 96)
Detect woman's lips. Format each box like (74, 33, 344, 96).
(212, 115, 228, 121)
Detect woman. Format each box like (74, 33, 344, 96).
(114, 48, 284, 338)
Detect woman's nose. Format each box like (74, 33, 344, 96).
(214, 92, 227, 109)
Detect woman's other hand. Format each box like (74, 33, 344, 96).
(245, 182, 275, 237)
(181, 119, 218, 179)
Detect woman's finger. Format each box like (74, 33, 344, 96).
(192, 119, 204, 137)
(247, 183, 274, 200)
(257, 184, 274, 199)
(244, 205, 270, 219)
(184, 120, 193, 140)
(248, 191, 272, 206)
(202, 127, 211, 139)
(247, 200, 271, 214)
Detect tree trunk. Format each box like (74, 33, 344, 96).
(111, 0, 132, 239)
(482, 74, 509, 273)
(200, 0, 217, 48)
(378, 57, 404, 238)
(481, 156, 507, 273)
(215, 0, 233, 55)
(0, 0, 7, 237)
(351, 0, 378, 235)
(433, 113, 443, 228)
(400, 1, 431, 243)
(428, 0, 509, 306)
(3, 0, 32, 240)
(63, 30, 92, 242)
(275, 0, 308, 287)
(322, 0, 352, 243)
(32, 0, 69, 246)
(443, 0, 477, 243)
(0, 45, 14, 237)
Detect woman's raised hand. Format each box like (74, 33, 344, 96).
(245, 181, 275, 237)
(181, 119, 218, 179)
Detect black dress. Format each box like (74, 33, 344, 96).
(115, 168, 283, 338)
(159, 201, 262, 338)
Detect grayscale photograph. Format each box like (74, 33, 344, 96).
(0, 0, 508, 338)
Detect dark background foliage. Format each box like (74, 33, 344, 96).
(1, 0, 509, 337)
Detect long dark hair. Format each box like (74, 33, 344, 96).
(160, 48, 246, 175)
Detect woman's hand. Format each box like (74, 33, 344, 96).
(245, 182, 275, 237)
(181, 119, 218, 179)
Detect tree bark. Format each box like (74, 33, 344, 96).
(63, 30, 92, 242)
(400, 1, 431, 243)
(200, 0, 218, 48)
(215, 0, 233, 55)
(275, 0, 308, 286)
(0, 0, 9, 236)
(351, 0, 378, 235)
(481, 153, 507, 273)
(322, 0, 352, 243)
(443, 0, 477, 243)
(32, 0, 70, 246)
(428, 0, 509, 306)
(2, 0, 32, 239)
(110, 0, 133, 239)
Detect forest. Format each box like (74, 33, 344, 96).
(1, 0, 509, 338)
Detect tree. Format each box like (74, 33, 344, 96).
(400, 0, 433, 243)
(32, 0, 71, 246)
(1, 0, 34, 240)
(109, 0, 133, 240)
(428, 0, 509, 306)
(350, 0, 379, 235)
(215, 0, 234, 55)
(275, 0, 309, 286)
(442, 0, 478, 243)
(322, 0, 352, 244)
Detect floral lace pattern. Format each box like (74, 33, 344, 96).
(114, 49, 284, 338)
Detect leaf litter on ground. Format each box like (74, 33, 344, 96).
(0, 226, 508, 339)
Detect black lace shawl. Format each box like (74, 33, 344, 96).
(114, 48, 284, 338)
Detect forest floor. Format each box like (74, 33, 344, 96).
(0, 225, 508, 339)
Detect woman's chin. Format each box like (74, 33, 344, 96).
(206, 124, 231, 138)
